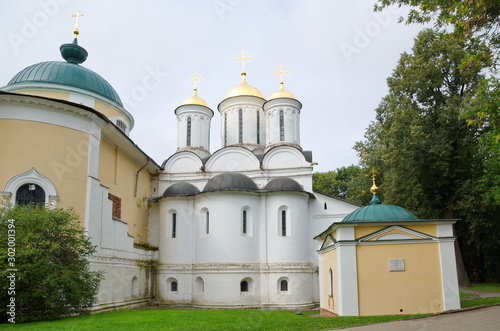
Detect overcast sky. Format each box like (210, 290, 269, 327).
(1, 0, 427, 172)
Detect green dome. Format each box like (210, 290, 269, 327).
(342, 194, 419, 223)
(7, 61, 123, 106)
(6, 40, 122, 106)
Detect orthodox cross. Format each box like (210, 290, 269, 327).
(188, 72, 203, 95)
(370, 168, 379, 194)
(236, 49, 252, 74)
(72, 11, 84, 37)
(274, 64, 289, 89)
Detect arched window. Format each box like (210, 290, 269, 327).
(171, 281, 178, 292)
(281, 210, 287, 237)
(206, 211, 210, 235)
(242, 210, 247, 235)
(280, 279, 288, 292)
(186, 116, 192, 146)
(238, 108, 243, 143)
(240, 280, 248, 292)
(131, 276, 138, 297)
(15, 183, 45, 206)
(279, 110, 285, 141)
(324, 202, 328, 210)
(172, 213, 177, 238)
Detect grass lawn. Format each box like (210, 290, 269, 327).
(461, 297, 500, 309)
(466, 283, 500, 292)
(0, 309, 427, 331)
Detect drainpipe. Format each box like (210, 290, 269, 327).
(134, 157, 150, 197)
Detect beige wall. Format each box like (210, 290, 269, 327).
(0, 119, 89, 222)
(356, 239, 443, 315)
(98, 138, 151, 243)
(13, 90, 69, 101)
(320, 247, 339, 316)
(355, 224, 438, 239)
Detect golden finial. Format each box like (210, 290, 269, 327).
(72, 11, 84, 38)
(274, 64, 289, 91)
(188, 71, 203, 97)
(236, 49, 252, 82)
(370, 168, 379, 194)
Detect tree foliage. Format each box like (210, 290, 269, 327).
(355, 29, 500, 282)
(0, 204, 103, 323)
(313, 165, 373, 205)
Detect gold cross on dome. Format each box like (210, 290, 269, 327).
(274, 64, 289, 85)
(236, 49, 252, 74)
(72, 11, 84, 37)
(188, 72, 203, 95)
(370, 168, 379, 194)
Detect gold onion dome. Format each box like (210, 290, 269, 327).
(181, 72, 209, 107)
(224, 73, 265, 99)
(269, 64, 296, 100)
(181, 89, 209, 107)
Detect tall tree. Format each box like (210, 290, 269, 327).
(355, 29, 500, 282)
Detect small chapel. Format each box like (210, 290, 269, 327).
(0, 14, 460, 314)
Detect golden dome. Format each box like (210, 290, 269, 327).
(269, 82, 297, 100)
(224, 73, 265, 100)
(180, 88, 209, 107)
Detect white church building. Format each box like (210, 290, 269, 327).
(0, 24, 361, 310)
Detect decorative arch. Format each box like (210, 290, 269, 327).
(163, 151, 203, 173)
(131, 276, 138, 297)
(262, 146, 310, 170)
(205, 147, 260, 172)
(167, 277, 178, 294)
(3, 168, 58, 208)
(240, 277, 254, 295)
(195, 277, 205, 294)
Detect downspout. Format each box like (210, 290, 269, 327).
(134, 157, 150, 197)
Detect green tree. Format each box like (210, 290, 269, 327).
(355, 29, 500, 282)
(313, 165, 373, 205)
(0, 204, 103, 323)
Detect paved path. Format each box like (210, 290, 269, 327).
(460, 288, 500, 299)
(333, 305, 500, 331)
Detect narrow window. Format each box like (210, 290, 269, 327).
(256, 111, 260, 144)
(239, 108, 243, 143)
(206, 211, 210, 234)
(240, 280, 248, 292)
(280, 279, 288, 292)
(281, 210, 287, 237)
(224, 113, 228, 147)
(172, 213, 177, 238)
(186, 117, 192, 146)
(171, 281, 178, 292)
(329, 268, 333, 297)
(15, 183, 45, 206)
(279, 110, 285, 141)
(242, 210, 247, 234)
(324, 202, 328, 210)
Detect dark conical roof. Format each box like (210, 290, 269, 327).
(264, 177, 303, 192)
(163, 182, 200, 197)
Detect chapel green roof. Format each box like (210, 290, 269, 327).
(341, 194, 419, 223)
(6, 39, 123, 107)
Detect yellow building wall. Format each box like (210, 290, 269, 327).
(94, 101, 131, 128)
(0, 119, 89, 223)
(320, 247, 339, 316)
(356, 240, 443, 315)
(98, 138, 151, 244)
(14, 90, 69, 101)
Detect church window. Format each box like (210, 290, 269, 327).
(256, 111, 260, 144)
(131, 276, 138, 297)
(240, 280, 248, 292)
(172, 213, 177, 238)
(171, 281, 178, 292)
(280, 279, 288, 292)
(116, 119, 127, 133)
(15, 183, 45, 206)
(239, 108, 243, 143)
(206, 211, 210, 234)
(324, 202, 328, 210)
(279, 110, 285, 141)
(224, 113, 228, 147)
(329, 268, 333, 297)
(281, 210, 287, 236)
(242, 210, 247, 235)
(186, 117, 192, 146)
